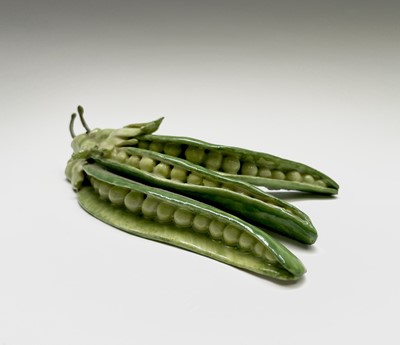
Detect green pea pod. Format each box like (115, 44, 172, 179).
(79, 163, 306, 280)
(134, 135, 339, 194)
(65, 106, 338, 281)
(93, 147, 318, 244)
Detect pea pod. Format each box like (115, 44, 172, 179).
(66, 106, 337, 281)
(134, 135, 339, 194)
(78, 163, 306, 280)
(93, 146, 317, 244)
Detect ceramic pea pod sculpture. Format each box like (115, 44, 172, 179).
(65, 106, 339, 281)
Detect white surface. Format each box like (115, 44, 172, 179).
(1, 1, 399, 344)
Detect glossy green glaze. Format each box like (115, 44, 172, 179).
(66, 107, 339, 282)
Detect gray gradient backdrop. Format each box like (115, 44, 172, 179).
(1, 1, 399, 344)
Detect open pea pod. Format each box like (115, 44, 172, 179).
(78, 163, 306, 281)
(93, 146, 318, 244)
(134, 134, 339, 194)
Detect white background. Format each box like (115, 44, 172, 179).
(1, 1, 399, 344)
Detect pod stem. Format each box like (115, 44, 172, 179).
(77, 105, 91, 133)
(69, 113, 77, 138)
